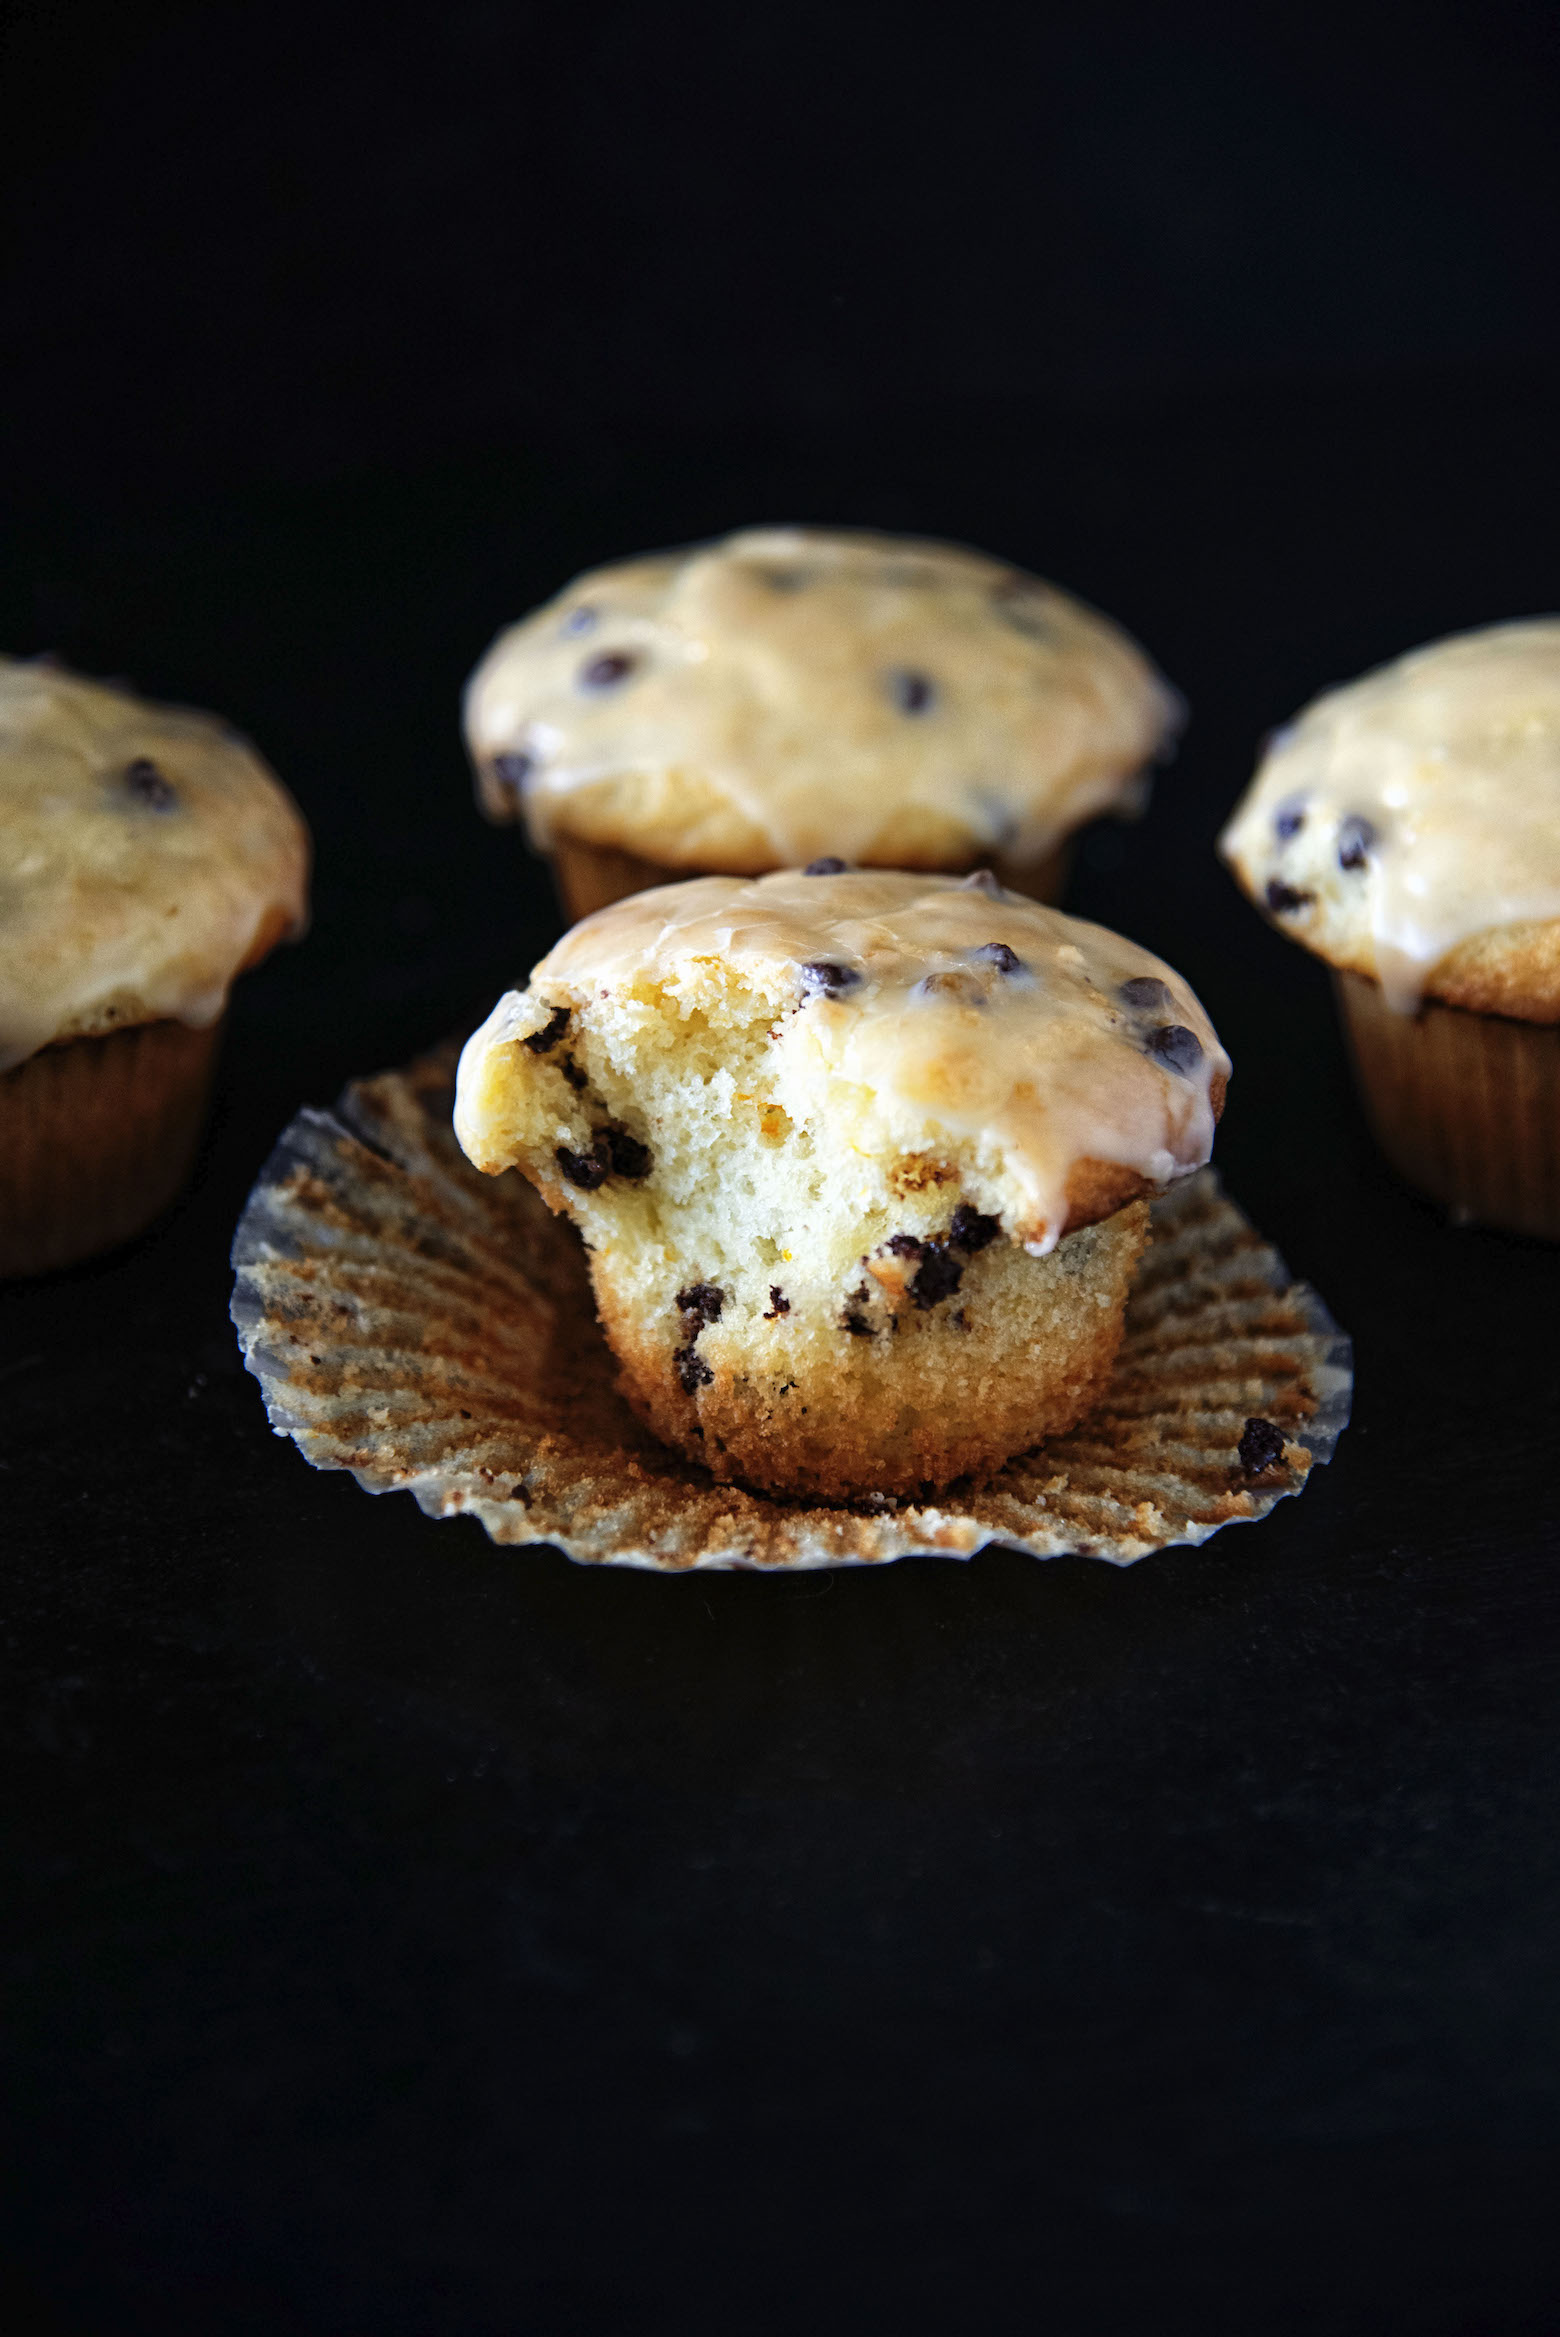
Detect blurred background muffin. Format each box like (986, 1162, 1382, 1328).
(463, 526, 1181, 921)
(1220, 618, 1560, 1237)
(0, 657, 310, 1274)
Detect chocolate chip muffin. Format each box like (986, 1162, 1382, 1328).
(0, 657, 309, 1273)
(454, 867, 1228, 1498)
(1221, 618, 1560, 1236)
(463, 527, 1181, 921)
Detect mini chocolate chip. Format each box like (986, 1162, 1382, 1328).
(949, 1204, 1000, 1251)
(887, 669, 936, 714)
(556, 1139, 610, 1190)
(123, 757, 176, 810)
(1120, 976, 1171, 1012)
(911, 1244, 964, 1309)
(524, 1004, 570, 1054)
(1274, 796, 1307, 842)
(562, 606, 597, 635)
(886, 1232, 928, 1260)
(764, 1287, 790, 1318)
(508, 1482, 532, 1504)
(492, 750, 534, 795)
(800, 960, 862, 1000)
(803, 855, 849, 875)
(1148, 1023, 1204, 1075)
(1338, 814, 1377, 871)
(960, 868, 1005, 896)
(560, 1054, 589, 1092)
(675, 1344, 714, 1393)
(580, 650, 636, 689)
(1265, 879, 1315, 915)
(972, 941, 1025, 974)
(676, 1282, 725, 1324)
(606, 1128, 652, 1180)
(843, 1311, 875, 1337)
(1237, 1416, 1286, 1475)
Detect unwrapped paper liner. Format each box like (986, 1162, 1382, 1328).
(231, 1049, 1353, 1571)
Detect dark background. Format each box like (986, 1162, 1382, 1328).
(4, 4, 1560, 2331)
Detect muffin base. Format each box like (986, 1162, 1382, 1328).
(0, 1018, 221, 1276)
(1334, 970, 1560, 1238)
(547, 833, 1074, 924)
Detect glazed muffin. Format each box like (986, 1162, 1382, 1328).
(1220, 619, 1560, 1237)
(463, 527, 1181, 921)
(455, 867, 1228, 1498)
(0, 657, 309, 1274)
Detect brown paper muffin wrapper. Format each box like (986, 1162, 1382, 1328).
(230, 1047, 1352, 1573)
(547, 834, 1074, 925)
(0, 1018, 220, 1277)
(1334, 970, 1560, 1240)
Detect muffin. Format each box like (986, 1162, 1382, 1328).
(454, 866, 1228, 1498)
(463, 527, 1181, 921)
(0, 657, 310, 1274)
(1220, 618, 1560, 1237)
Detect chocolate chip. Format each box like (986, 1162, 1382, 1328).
(800, 960, 862, 1000)
(1120, 976, 1171, 1012)
(561, 606, 597, 635)
(949, 1204, 1000, 1252)
(556, 1139, 610, 1190)
(911, 1245, 964, 1309)
(1274, 796, 1306, 843)
(972, 941, 1025, 974)
(1338, 814, 1377, 871)
(524, 1004, 570, 1054)
(492, 750, 534, 796)
(764, 1287, 790, 1318)
(1237, 1416, 1286, 1475)
(1265, 879, 1315, 915)
(675, 1344, 714, 1393)
(843, 1311, 875, 1337)
(887, 669, 936, 714)
(123, 757, 176, 810)
(676, 1282, 725, 1325)
(560, 1054, 589, 1091)
(960, 868, 1005, 896)
(1148, 1023, 1204, 1076)
(886, 1232, 928, 1260)
(580, 651, 636, 689)
(606, 1128, 652, 1179)
(803, 856, 849, 875)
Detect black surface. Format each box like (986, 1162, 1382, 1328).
(5, 8, 1560, 2333)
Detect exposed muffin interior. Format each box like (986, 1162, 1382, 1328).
(457, 871, 1227, 1498)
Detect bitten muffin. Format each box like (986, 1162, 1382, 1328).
(455, 867, 1228, 1498)
(463, 527, 1181, 921)
(1220, 619, 1560, 1237)
(0, 657, 310, 1274)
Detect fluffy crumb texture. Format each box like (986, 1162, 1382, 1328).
(463, 526, 1180, 876)
(455, 869, 1226, 1497)
(1220, 619, 1560, 1018)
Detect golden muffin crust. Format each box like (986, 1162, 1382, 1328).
(0, 657, 310, 1072)
(464, 527, 1179, 874)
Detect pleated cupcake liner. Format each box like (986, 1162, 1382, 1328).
(231, 1045, 1353, 1572)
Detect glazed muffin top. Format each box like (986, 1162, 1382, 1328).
(462, 527, 1180, 875)
(455, 866, 1227, 1257)
(0, 659, 310, 1072)
(1220, 619, 1560, 1018)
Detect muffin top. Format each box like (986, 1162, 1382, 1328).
(0, 658, 310, 1072)
(1220, 619, 1560, 1016)
(456, 866, 1227, 1256)
(463, 528, 1180, 874)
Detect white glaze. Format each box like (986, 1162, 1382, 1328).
(456, 869, 1227, 1254)
(0, 659, 309, 1071)
(464, 528, 1179, 869)
(1220, 619, 1560, 1011)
